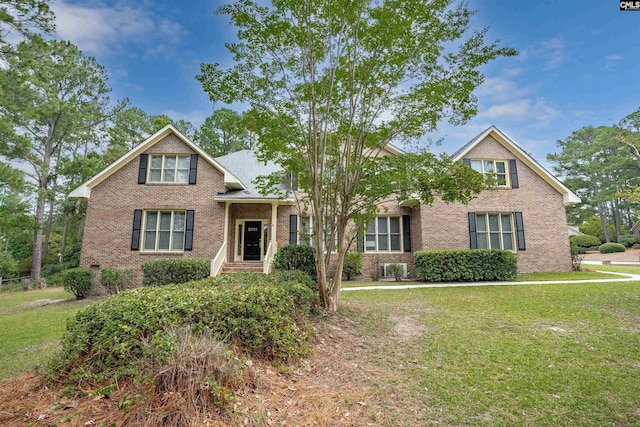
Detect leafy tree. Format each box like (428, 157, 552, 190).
(0, 0, 54, 56)
(104, 106, 153, 164)
(198, 0, 514, 310)
(151, 114, 195, 139)
(0, 39, 113, 284)
(196, 108, 254, 156)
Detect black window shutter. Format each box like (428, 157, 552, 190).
(402, 215, 411, 252)
(185, 210, 195, 251)
(131, 209, 142, 250)
(138, 154, 148, 184)
(463, 158, 471, 167)
(515, 211, 526, 250)
(189, 154, 198, 185)
(468, 212, 478, 249)
(289, 215, 298, 245)
(509, 159, 519, 189)
(357, 230, 364, 252)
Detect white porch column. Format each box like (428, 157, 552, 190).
(271, 202, 278, 249)
(223, 202, 230, 246)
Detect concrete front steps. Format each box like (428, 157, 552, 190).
(220, 262, 264, 275)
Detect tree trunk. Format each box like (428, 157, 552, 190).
(60, 214, 69, 263)
(626, 206, 634, 230)
(29, 196, 46, 287)
(42, 191, 56, 261)
(613, 199, 622, 238)
(597, 202, 610, 243)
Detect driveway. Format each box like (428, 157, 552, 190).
(582, 247, 640, 264)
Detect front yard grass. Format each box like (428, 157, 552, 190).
(0, 288, 96, 380)
(340, 274, 640, 426)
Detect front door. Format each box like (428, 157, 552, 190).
(243, 221, 262, 261)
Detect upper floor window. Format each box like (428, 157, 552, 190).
(143, 210, 186, 251)
(149, 155, 190, 183)
(470, 160, 508, 187)
(366, 216, 402, 252)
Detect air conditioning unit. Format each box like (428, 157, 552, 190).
(382, 263, 408, 278)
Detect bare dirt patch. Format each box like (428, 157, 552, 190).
(392, 315, 425, 340)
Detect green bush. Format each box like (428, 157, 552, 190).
(617, 234, 637, 248)
(634, 243, 640, 249)
(386, 263, 404, 281)
(62, 268, 93, 299)
(142, 258, 210, 287)
(570, 234, 602, 249)
(101, 267, 134, 295)
(49, 272, 317, 382)
(273, 244, 316, 280)
(343, 252, 362, 280)
(569, 240, 584, 271)
(598, 243, 626, 254)
(0, 252, 17, 280)
(414, 250, 517, 282)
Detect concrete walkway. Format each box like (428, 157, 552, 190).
(341, 270, 640, 292)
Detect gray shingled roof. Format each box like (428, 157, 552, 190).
(214, 150, 289, 199)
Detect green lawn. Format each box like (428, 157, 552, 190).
(340, 268, 640, 426)
(0, 288, 96, 379)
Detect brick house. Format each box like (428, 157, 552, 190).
(69, 124, 580, 283)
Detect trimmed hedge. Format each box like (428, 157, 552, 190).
(142, 258, 210, 287)
(62, 268, 93, 299)
(570, 234, 601, 249)
(101, 267, 133, 295)
(50, 272, 317, 382)
(273, 244, 316, 280)
(414, 250, 517, 282)
(617, 234, 637, 248)
(599, 243, 626, 254)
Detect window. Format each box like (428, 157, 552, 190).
(300, 216, 316, 247)
(470, 159, 508, 186)
(475, 213, 514, 250)
(143, 210, 186, 251)
(149, 155, 190, 183)
(365, 216, 402, 252)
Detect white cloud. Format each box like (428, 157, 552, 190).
(603, 54, 624, 71)
(52, 1, 184, 56)
(476, 99, 560, 125)
(606, 54, 623, 61)
(536, 37, 564, 70)
(476, 76, 532, 103)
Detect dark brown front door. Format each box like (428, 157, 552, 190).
(243, 221, 261, 261)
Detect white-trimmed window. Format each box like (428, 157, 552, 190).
(470, 160, 508, 187)
(475, 213, 514, 250)
(300, 216, 316, 248)
(365, 216, 402, 252)
(149, 155, 190, 183)
(143, 210, 186, 251)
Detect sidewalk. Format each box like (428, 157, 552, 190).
(341, 270, 640, 292)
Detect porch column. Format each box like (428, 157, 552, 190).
(223, 202, 230, 246)
(270, 202, 278, 250)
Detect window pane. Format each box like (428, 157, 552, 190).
(390, 234, 401, 251)
(150, 169, 161, 182)
(496, 173, 507, 186)
(488, 215, 499, 232)
(470, 160, 482, 172)
(490, 233, 501, 249)
(365, 235, 376, 250)
(145, 212, 157, 230)
(484, 161, 494, 173)
(477, 233, 488, 249)
(378, 217, 388, 233)
(367, 220, 375, 234)
(144, 231, 156, 250)
(164, 156, 176, 169)
(178, 156, 190, 169)
(237, 224, 242, 256)
(177, 170, 188, 183)
(378, 234, 388, 251)
(151, 156, 162, 168)
(496, 161, 506, 173)
(501, 215, 512, 232)
(173, 212, 185, 231)
(390, 217, 400, 233)
(503, 233, 513, 250)
(163, 169, 175, 182)
(172, 232, 184, 250)
(160, 212, 172, 230)
(476, 214, 487, 232)
(158, 231, 171, 250)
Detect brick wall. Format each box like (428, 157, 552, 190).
(80, 134, 226, 287)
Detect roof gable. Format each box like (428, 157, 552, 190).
(453, 126, 581, 205)
(69, 125, 245, 198)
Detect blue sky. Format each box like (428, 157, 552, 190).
(50, 0, 640, 169)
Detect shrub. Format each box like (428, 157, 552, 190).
(617, 234, 637, 248)
(634, 243, 640, 249)
(142, 258, 210, 287)
(370, 254, 381, 281)
(62, 268, 93, 299)
(50, 271, 317, 383)
(598, 243, 626, 254)
(273, 244, 316, 280)
(0, 252, 17, 280)
(343, 252, 362, 280)
(414, 250, 517, 282)
(569, 240, 584, 271)
(570, 234, 601, 249)
(386, 263, 404, 281)
(101, 267, 134, 295)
